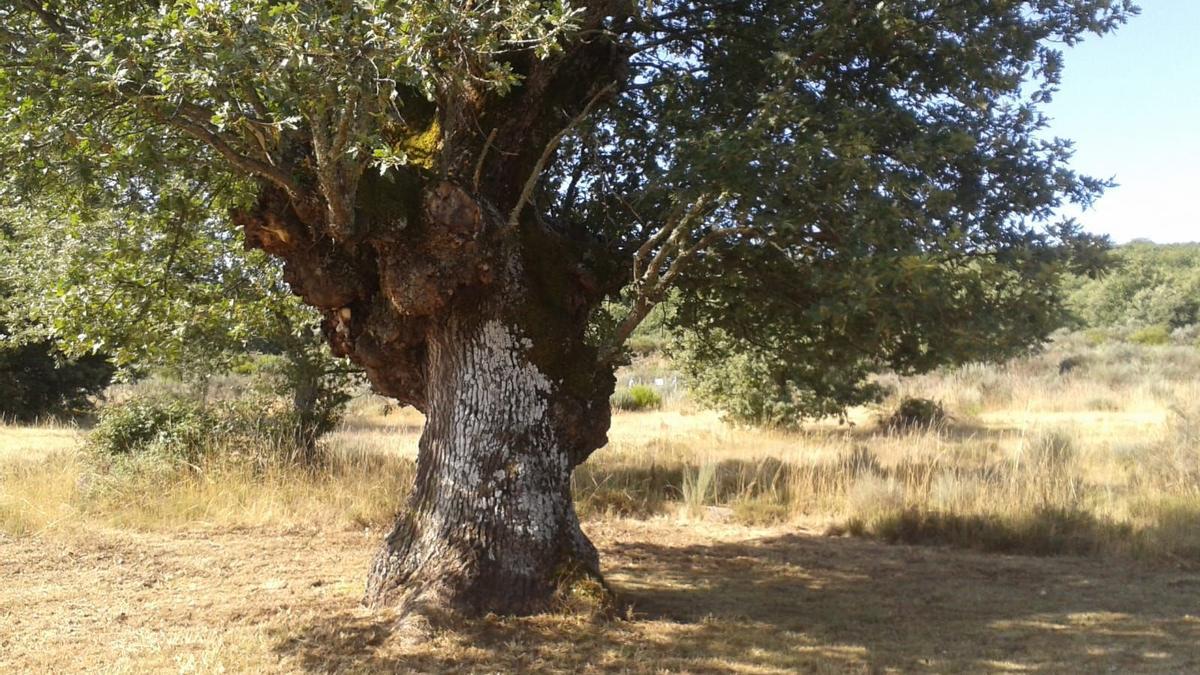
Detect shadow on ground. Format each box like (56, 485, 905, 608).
(273, 528, 1200, 673)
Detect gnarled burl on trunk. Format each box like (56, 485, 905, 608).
(233, 27, 628, 612)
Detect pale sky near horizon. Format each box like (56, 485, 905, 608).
(1045, 0, 1199, 244)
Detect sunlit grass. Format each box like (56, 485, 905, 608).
(2, 337, 1199, 564)
(0, 441, 412, 536)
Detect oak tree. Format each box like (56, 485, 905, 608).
(1, 0, 1132, 615)
(2, 196, 355, 458)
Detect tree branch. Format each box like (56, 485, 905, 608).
(602, 195, 750, 363)
(507, 82, 617, 231)
(141, 100, 306, 200)
(18, 0, 72, 36)
(472, 127, 498, 192)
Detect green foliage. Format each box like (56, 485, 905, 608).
(611, 385, 662, 412)
(0, 0, 1138, 431)
(679, 330, 884, 427)
(0, 0, 578, 196)
(0, 225, 114, 421)
(574, 0, 1134, 424)
(1129, 325, 1171, 346)
(0, 338, 113, 421)
(0, 196, 354, 447)
(254, 352, 353, 446)
(89, 391, 343, 464)
(89, 396, 217, 462)
(1067, 242, 1200, 330)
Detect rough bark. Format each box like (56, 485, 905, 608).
(236, 175, 616, 615)
(365, 313, 607, 614)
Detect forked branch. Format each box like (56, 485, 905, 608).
(602, 193, 754, 362)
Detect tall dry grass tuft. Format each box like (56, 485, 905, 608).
(1, 435, 412, 536)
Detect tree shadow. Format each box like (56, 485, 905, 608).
(833, 418, 1022, 443)
(273, 530, 1200, 672)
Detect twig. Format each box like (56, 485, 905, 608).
(507, 82, 617, 231)
(472, 127, 498, 192)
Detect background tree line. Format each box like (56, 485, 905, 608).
(0, 202, 354, 458)
(1065, 240, 1200, 340)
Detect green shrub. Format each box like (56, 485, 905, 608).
(676, 332, 885, 428)
(88, 394, 319, 464)
(0, 337, 113, 421)
(611, 385, 662, 411)
(89, 396, 216, 461)
(1129, 325, 1170, 346)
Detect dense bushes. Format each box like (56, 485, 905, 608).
(89, 396, 215, 461)
(677, 333, 883, 427)
(0, 338, 113, 421)
(89, 392, 343, 465)
(1067, 242, 1200, 330)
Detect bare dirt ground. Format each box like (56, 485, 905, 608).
(3, 519, 1199, 674)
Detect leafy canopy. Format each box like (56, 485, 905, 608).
(1, 192, 357, 440)
(1, 0, 1136, 423)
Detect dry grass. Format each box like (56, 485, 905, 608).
(573, 340, 1200, 564)
(0, 444, 413, 537)
(3, 521, 1199, 673)
(4, 340, 1200, 562)
(3, 337, 1200, 671)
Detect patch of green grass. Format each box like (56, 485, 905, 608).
(612, 385, 663, 412)
(1129, 325, 1171, 346)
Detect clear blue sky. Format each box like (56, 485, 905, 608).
(1046, 0, 1199, 244)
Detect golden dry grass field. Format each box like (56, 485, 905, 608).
(3, 339, 1200, 672)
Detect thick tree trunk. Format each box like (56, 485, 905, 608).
(224, 4, 630, 617)
(364, 312, 606, 615)
(238, 149, 620, 617)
